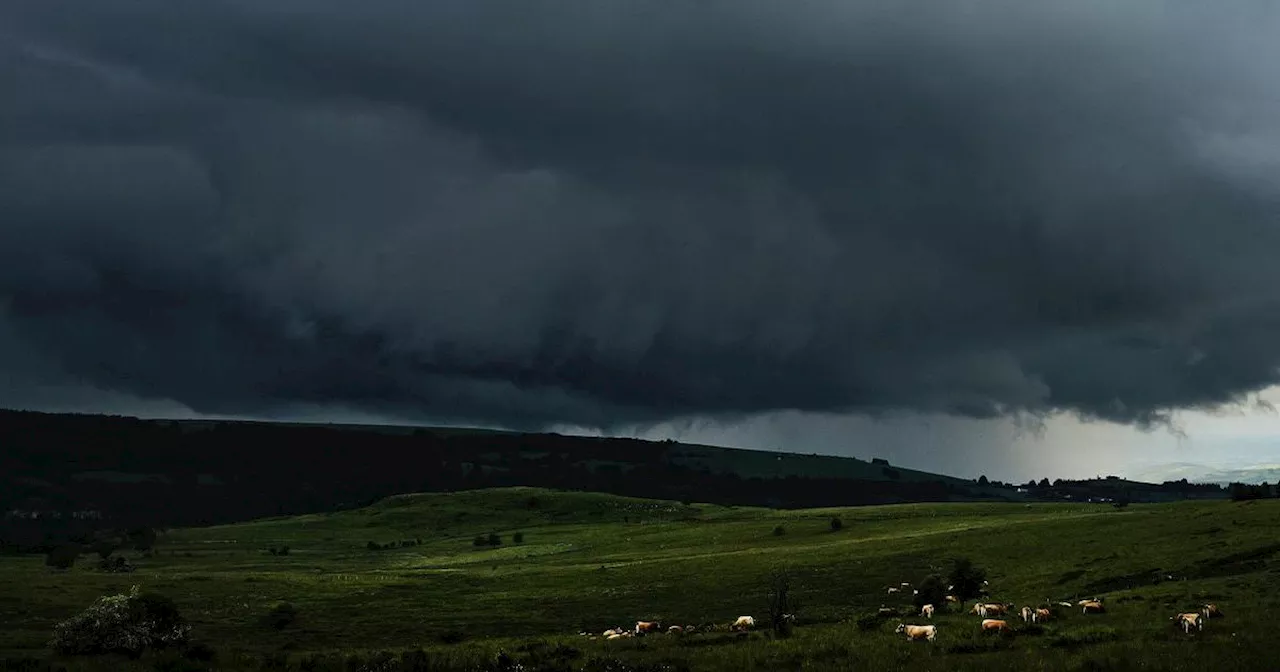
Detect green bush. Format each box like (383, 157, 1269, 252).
(262, 601, 297, 630)
(49, 585, 190, 657)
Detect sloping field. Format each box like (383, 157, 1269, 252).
(2, 487, 1277, 670)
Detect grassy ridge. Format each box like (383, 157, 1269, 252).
(2, 488, 1278, 670)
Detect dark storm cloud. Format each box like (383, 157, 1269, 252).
(4, 1, 1280, 430)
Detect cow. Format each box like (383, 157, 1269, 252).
(1081, 601, 1105, 614)
(1034, 608, 1052, 623)
(878, 607, 895, 617)
(1057, 602, 1075, 608)
(921, 604, 935, 619)
(731, 616, 755, 631)
(606, 632, 624, 641)
(1077, 598, 1103, 606)
(1173, 612, 1202, 633)
(781, 613, 797, 625)
(970, 603, 986, 616)
(1202, 604, 1223, 619)
(895, 623, 937, 642)
(685, 625, 698, 633)
(635, 621, 661, 635)
(981, 619, 1012, 634)
(667, 625, 683, 634)
(945, 595, 959, 603)
(887, 587, 900, 594)
(901, 582, 912, 588)
(979, 603, 1011, 618)
(602, 628, 623, 637)
(1020, 606, 1033, 623)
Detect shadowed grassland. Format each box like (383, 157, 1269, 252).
(2, 488, 1278, 670)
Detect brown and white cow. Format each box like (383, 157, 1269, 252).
(635, 621, 661, 635)
(1034, 608, 1052, 623)
(920, 604, 935, 619)
(1081, 601, 1105, 615)
(1173, 612, 1202, 633)
(731, 616, 755, 631)
(1202, 603, 1223, 619)
(1020, 606, 1033, 623)
(895, 623, 937, 641)
(981, 619, 1012, 634)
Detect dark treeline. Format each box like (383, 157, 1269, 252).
(1, 410, 976, 551)
(0, 410, 1228, 552)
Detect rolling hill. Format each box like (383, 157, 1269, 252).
(1, 487, 1276, 671)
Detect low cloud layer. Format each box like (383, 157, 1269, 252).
(5, 1, 1280, 433)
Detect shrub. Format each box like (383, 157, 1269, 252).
(45, 544, 79, 570)
(92, 540, 116, 560)
(367, 541, 381, 551)
(948, 557, 988, 603)
(913, 574, 947, 610)
(513, 532, 525, 544)
(49, 585, 190, 657)
(473, 535, 489, 547)
(772, 525, 786, 536)
(262, 602, 297, 630)
(766, 568, 797, 638)
(487, 533, 502, 546)
(829, 517, 843, 532)
(97, 556, 135, 573)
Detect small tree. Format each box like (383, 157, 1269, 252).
(46, 544, 80, 570)
(766, 568, 797, 638)
(487, 533, 502, 546)
(829, 517, 844, 532)
(772, 525, 786, 536)
(948, 557, 987, 604)
(512, 532, 524, 544)
(978, 475, 989, 486)
(913, 574, 947, 611)
(472, 535, 488, 547)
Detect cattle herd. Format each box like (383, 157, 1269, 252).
(581, 614, 789, 641)
(891, 582, 1226, 643)
(579, 580, 1226, 645)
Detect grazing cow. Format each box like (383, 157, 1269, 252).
(1202, 604, 1223, 619)
(981, 619, 1012, 634)
(1034, 608, 1052, 623)
(970, 603, 985, 615)
(887, 587, 900, 594)
(1020, 606, 1033, 623)
(606, 632, 624, 641)
(895, 623, 937, 642)
(602, 628, 623, 637)
(1173, 612, 1202, 633)
(732, 616, 755, 631)
(685, 625, 698, 633)
(635, 621, 661, 635)
(782, 613, 797, 625)
(979, 603, 1010, 618)
(921, 604, 935, 619)
(1057, 602, 1075, 608)
(946, 595, 959, 603)
(1081, 601, 1105, 614)
(901, 582, 912, 588)
(667, 625, 683, 634)
(912, 590, 919, 596)
(1077, 597, 1103, 606)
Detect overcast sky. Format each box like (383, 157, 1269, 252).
(5, 1, 1280, 483)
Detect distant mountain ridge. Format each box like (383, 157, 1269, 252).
(1128, 462, 1280, 486)
(0, 409, 1226, 548)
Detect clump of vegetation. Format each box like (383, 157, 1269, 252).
(49, 585, 190, 657)
(97, 556, 135, 573)
(513, 532, 524, 544)
(45, 544, 79, 570)
(829, 517, 844, 532)
(948, 557, 988, 602)
(766, 568, 797, 638)
(473, 535, 489, 547)
(772, 525, 786, 536)
(262, 602, 297, 630)
(266, 545, 290, 556)
(487, 533, 502, 546)
(913, 573, 948, 610)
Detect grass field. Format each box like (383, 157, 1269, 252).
(2, 487, 1279, 671)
